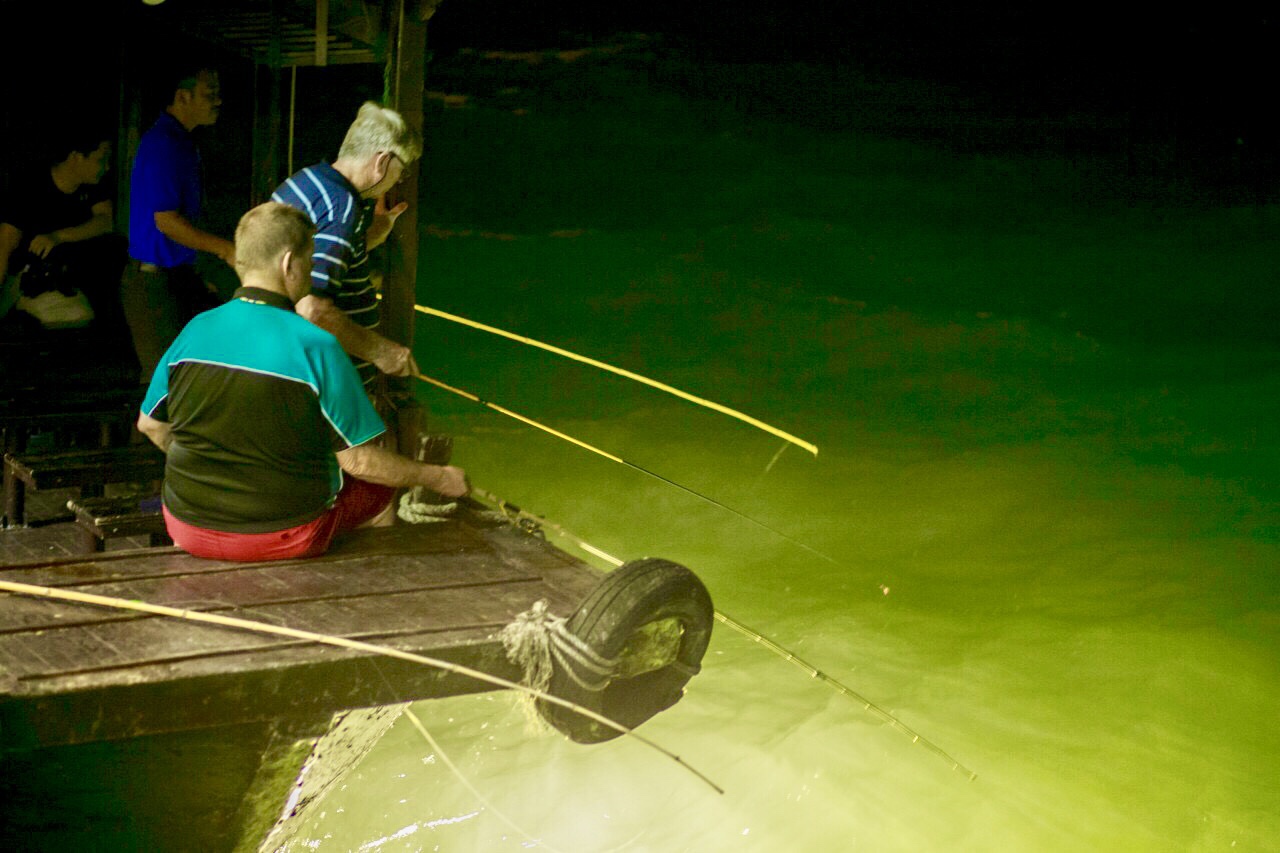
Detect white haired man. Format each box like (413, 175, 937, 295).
(271, 101, 421, 388)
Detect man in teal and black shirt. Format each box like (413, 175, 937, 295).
(137, 202, 466, 562)
(271, 101, 421, 388)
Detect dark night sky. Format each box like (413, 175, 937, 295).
(3, 1, 1275, 108)
(421, 0, 1279, 198)
(4, 1, 1275, 130)
(427, 1, 1276, 134)
(0, 1, 1275, 195)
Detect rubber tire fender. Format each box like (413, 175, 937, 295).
(538, 557, 714, 744)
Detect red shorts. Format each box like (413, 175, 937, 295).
(163, 476, 396, 562)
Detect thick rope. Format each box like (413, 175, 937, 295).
(548, 625, 616, 689)
(396, 490, 458, 524)
(500, 599, 619, 732)
(500, 600, 559, 695)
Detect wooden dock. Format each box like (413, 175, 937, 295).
(0, 508, 606, 852)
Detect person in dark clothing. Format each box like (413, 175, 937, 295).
(0, 124, 126, 331)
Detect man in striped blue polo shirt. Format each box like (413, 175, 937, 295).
(271, 102, 420, 388)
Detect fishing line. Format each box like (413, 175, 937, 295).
(403, 708, 570, 851)
(412, 303, 818, 457)
(746, 440, 791, 496)
(413, 371, 841, 567)
(712, 612, 977, 782)
(367, 642, 665, 851)
(762, 440, 790, 475)
(468, 488, 977, 782)
(0, 578, 723, 795)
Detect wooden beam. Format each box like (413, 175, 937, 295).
(250, 64, 283, 206)
(315, 0, 329, 67)
(252, 4, 285, 203)
(417, 0, 445, 22)
(383, 0, 427, 401)
(116, 52, 142, 247)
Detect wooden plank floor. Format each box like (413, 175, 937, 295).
(0, 510, 604, 750)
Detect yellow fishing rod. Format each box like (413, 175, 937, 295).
(412, 303, 818, 457)
(412, 370, 839, 567)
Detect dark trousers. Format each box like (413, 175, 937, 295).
(120, 261, 219, 385)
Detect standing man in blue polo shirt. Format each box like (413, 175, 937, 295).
(271, 102, 419, 388)
(122, 65, 236, 383)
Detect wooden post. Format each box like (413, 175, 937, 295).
(229, 714, 334, 853)
(383, 0, 426, 365)
(379, 0, 429, 441)
(252, 705, 408, 852)
(116, 45, 142, 240)
(315, 0, 330, 67)
(250, 3, 284, 206)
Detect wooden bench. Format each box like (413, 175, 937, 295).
(2, 444, 165, 528)
(0, 385, 143, 454)
(66, 494, 170, 553)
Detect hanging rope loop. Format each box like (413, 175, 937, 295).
(396, 490, 458, 524)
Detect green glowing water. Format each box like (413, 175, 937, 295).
(276, 42, 1278, 851)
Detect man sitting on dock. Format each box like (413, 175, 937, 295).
(135, 202, 467, 561)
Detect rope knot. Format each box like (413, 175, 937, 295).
(396, 491, 458, 524)
(501, 599, 621, 732)
(500, 599, 561, 694)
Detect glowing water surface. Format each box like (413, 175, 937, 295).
(277, 45, 1278, 851)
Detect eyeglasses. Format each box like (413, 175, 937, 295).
(388, 152, 411, 185)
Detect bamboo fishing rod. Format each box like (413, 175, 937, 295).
(0, 578, 723, 795)
(412, 370, 840, 568)
(467, 486, 977, 782)
(412, 303, 818, 457)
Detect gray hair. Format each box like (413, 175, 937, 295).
(337, 101, 422, 164)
